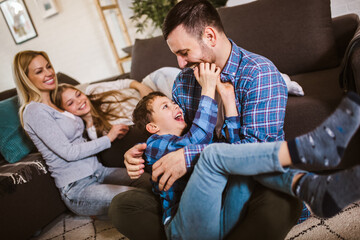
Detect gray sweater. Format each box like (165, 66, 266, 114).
(23, 102, 111, 188)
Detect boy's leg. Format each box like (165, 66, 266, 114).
(295, 165, 360, 218)
(289, 91, 360, 171)
(167, 141, 287, 239)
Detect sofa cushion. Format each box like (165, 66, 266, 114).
(130, 36, 178, 81)
(0, 96, 35, 163)
(57, 72, 80, 85)
(218, 0, 339, 75)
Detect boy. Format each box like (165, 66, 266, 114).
(133, 64, 360, 239)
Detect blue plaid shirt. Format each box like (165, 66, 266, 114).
(173, 39, 288, 169)
(145, 95, 223, 224)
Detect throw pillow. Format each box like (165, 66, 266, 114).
(0, 96, 35, 163)
(141, 67, 181, 98)
(281, 73, 304, 96)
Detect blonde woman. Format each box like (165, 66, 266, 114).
(13, 50, 151, 217)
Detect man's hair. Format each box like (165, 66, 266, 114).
(133, 91, 167, 132)
(162, 0, 224, 40)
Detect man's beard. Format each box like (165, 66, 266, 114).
(185, 42, 216, 69)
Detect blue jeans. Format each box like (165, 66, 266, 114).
(166, 141, 304, 240)
(60, 166, 151, 217)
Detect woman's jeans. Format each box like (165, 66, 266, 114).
(166, 141, 305, 240)
(60, 166, 151, 216)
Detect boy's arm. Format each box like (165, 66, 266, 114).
(222, 115, 241, 143)
(182, 95, 217, 144)
(216, 77, 240, 143)
(147, 95, 217, 169)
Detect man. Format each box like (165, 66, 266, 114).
(109, 1, 304, 239)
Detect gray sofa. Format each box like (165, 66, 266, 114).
(0, 0, 359, 239)
(129, 0, 360, 169)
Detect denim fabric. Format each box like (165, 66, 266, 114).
(60, 165, 151, 217)
(166, 141, 294, 239)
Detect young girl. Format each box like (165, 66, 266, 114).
(13, 50, 151, 217)
(54, 79, 153, 166)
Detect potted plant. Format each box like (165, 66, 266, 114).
(131, 0, 228, 34)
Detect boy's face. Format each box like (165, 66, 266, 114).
(147, 96, 187, 136)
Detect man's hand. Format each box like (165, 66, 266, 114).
(152, 148, 186, 191)
(124, 143, 146, 179)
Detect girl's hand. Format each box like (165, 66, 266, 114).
(194, 63, 220, 99)
(107, 124, 129, 142)
(81, 112, 94, 129)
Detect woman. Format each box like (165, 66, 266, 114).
(54, 80, 153, 167)
(13, 50, 152, 217)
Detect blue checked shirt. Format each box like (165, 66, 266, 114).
(145, 95, 242, 224)
(172, 39, 288, 170)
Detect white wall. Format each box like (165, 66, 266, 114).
(0, 0, 359, 92)
(0, 0, 156, 92)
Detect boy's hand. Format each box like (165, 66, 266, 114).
(152, 148, 186, 191)
(194, 63, 220, 99)
(216, 77, 238, 117)
(216, 77, 235, 98)
(124, 143, 146, 179)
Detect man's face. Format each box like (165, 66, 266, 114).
(149, 96, 187, 136)
(167, 25, 216, 69)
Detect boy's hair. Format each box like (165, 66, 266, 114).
(133, 91, 167, 131)
(162, 0, 224, 40)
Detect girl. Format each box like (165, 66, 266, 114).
(54, 80, 153, 166)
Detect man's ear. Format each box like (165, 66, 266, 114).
(203, 26, 217, 47)
(146, 122, 159, 134)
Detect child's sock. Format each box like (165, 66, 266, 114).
(295, 166, 360, 218)
(288, 92, 360, 171)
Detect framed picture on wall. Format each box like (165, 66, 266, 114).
(0, 0, 37, 44)
(35, 0, 58, 18)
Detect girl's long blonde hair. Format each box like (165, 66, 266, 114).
(13, 50, 58, 126)
(55, 84, 134, 137)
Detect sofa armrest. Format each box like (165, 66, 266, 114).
(349, 46, 360, 93)
(333, 14, 359, 59)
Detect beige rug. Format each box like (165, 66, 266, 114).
(31, 202, 360, 240)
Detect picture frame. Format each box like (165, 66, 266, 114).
(35, 0, 58, 19)
(0, 0, 37, 44)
